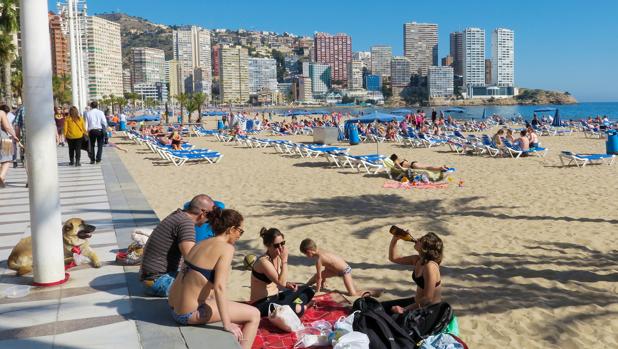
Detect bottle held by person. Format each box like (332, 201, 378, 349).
(389, 225, 415, 242)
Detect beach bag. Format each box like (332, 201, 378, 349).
(396, 302, 453, 343)
(352, 295, 416, 349)
(269, 303, 303, 333)
(76, 121, 90, 153)
(418, 333, 463, 349)
(333, 331, 370, 349)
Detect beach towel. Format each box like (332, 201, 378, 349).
(252, 292, 351, 349)
(383, 180, 449, 190)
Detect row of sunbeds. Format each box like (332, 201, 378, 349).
(127, 131, 224, 166)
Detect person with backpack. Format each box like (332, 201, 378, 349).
(383, 231, 443, 316)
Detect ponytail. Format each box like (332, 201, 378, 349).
(259, 227, 283, 246)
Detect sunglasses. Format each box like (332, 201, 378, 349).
(272, 241, 286, 249)
(236, 227, 244, 236)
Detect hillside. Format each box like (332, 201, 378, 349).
(96, 13, 173, 68)
(514, 88, 577, 105)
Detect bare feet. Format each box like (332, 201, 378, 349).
(0, 177, 5, 188)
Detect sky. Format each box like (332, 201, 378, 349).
(49, 0, 618, 102)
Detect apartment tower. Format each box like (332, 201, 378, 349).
(403, 22, 438, 76)
(85, 16, 123, 100)
(314, 32, 352, 85)
(492, 28, 514, 87)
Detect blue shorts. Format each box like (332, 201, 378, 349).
(143, 273, 176, 297)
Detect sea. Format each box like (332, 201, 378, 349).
(272, 102, 618, 121)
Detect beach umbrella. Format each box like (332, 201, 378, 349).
(481, 108, 486, 119)
(552, 109, 561, 127)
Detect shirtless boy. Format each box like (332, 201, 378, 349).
(300, 238, 381, 297)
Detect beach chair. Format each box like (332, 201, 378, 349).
(481, 135, 502, 157)
(559, 151, 616, 167)
(502, 140, 523, 158)
(383, 158, 408, 180)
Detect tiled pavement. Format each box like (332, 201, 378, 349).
(0, 146, 240, 348)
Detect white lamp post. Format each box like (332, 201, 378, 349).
(20, 0, 67, 285)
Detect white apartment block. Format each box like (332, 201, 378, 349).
(463, 27, 486, 87)
(219, 46, 249, 103)
(403, 22, 438, 76)
(347, 60, 364, 90)
(130, 47, 165, 86)
(248, 58, 278, 95)
(309, 63, 331, 96)
(370, 45, 392, 78)
(428, 66, 454, 97)
(390, 56, 412, 87)
(173, 26, 212, 96)
(492, 28, 514, 87)
(85, 16, 123, 100)
(352, 51, 371, 71)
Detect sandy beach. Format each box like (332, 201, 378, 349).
(115, 120, 618, 349)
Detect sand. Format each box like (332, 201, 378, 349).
(115, 120, 618, 349)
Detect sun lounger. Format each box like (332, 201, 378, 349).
(166, 151, 223, 166)
(559, 151, 616, 167)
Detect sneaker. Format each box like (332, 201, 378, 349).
(75, 161, 81, 167)
(90, 160, 95, 164)
(69, 162, 74, 166)
(96, 160, 101, 164)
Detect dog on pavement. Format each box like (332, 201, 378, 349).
(8, 218, 101, 276)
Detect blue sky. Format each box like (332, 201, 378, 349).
(49, 0, 618, 102)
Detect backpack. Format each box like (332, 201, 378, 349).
(396, 302, 453, 343)
(352, 295, 417, 349)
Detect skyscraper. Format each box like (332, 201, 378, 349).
(492, 28, 514, 87)
(352, 51, 371, 71)
(463, 28, 485, 88)
(166, 60, 182, 98)
(403, 22, 438, 76)
(485, 59, 492, 85)
(370, 45, 392, 78)
(173, 26, 212, 97)
(390, 56, 412, 87)
(84, 16, 123, 100)
(219, 46, 249, 103)
(314, 32, 352, 84)
(48, 12, 69, 77)
(449, 32, 464, 76)
(347, 60, 364, 90)
(248, 57, 277, 95)
(130, 48, 165, 86)
(308, 63, 331, 96)
(428, 66, 454, 98)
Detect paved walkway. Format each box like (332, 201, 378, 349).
(0, 147, 240, 348)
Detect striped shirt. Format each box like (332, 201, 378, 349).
(140, 209, 195, 281)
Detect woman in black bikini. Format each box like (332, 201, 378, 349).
(382, 230, 443, 315)
(250, 227, 315, 317)
(167, 208, 259, 349)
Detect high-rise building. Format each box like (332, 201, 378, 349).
(211, 44, 221, 81)
(403, 22, 438, 76)
(370, 45, 392, 78)
(314, 32, 352, 84)
(308, 63, 331, 96)
(347, 60, 364, 90)
(248, 57, 278, 95)
(463, 28, 485, 88)
(390, 56, 412, 87)
(352, 51, 371, 71)
(492, 28, 514, 87)
(122, 69, 132, 94)
(485, 59, 492, 85)
(292, 76, 313, 101)
(173, 26, 212, 96)
(219, 46, 249, 103)
(442, 55, 454, 67)
(85, 16, 123, 100)
(130, 47, 165, 86)
(48, 11, 69, 77)
(449, 32, 464, 76)
(428, 66, 454, 98)
(167, 60, 182, 98)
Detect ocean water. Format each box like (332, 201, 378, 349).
(275, 102, 618, 121)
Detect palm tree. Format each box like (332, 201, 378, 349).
(0, 0, 19, 104)
(124, 92, 139, 114)
(192, 92, 207, 123)
(185, 95, 199, 124)
(174, 93, 189, 124)
(116, 97, 128, 115)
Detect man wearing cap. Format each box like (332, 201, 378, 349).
(139, 194, 214, 296)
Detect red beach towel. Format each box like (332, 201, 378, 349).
(383, 180, 449, 190)
(251, 292, 351, 349)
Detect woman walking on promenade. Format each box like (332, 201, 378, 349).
(0, 104, 20, 188)
(64, 106, 86, 167)
(54, 106, 66, 146)
(250, 227, 315, 317)
(168, 208, 259, 349)
(382, 230, 444, 315)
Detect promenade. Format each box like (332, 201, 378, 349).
(0, 147, 240, 348)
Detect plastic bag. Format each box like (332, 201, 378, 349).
(310, 319, 332, 333)
(268, 303, 303, 332)
(333, 331, 370, 349)
(294, 327, 330, 348)
(334, 311, 359, 335)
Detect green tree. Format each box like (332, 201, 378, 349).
(116, 97, 128, 114)
(124, 92, 140, 113)
(185, 95, 199, 124)
(174, 93, 189, 124)
(192, 92, 207, 123)
(52, 75, 71, 105)
(271, 49, 286, 82)
(0, 0, 18, 104)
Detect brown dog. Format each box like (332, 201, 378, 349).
(8, 218, 101, 276)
